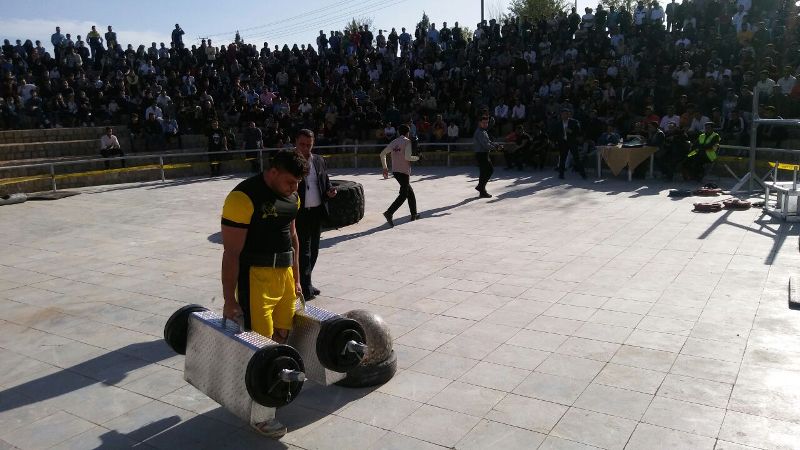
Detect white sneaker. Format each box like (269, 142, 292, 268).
(251, 418, 287, 439)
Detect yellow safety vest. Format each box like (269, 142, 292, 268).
(688, 132, 720, 161)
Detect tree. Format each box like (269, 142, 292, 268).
(507, 0, 570, 21)
(345, 16, 374, 33)
(417, 12, 430, 32)
(600, 0, 636, 11)
(460, 25, 473, 42)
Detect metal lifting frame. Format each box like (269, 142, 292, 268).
(730, 89, 800, 193)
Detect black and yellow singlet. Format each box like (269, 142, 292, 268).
(221, 174, 300, 335)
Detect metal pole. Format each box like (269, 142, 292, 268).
(481, 0, 484, 23)
(447, 145, 451, 167)
(159, 156, 165, 182)
(354, 145, 359, 169)
(50, 164, 57, 191)
(749, 89, 759, 192)
(259, 150, 264, 172)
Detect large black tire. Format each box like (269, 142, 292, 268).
(323, 180, 365, 228)
(336, 350, 397, 388)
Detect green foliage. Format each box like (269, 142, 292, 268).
(600, 0, 636, 11)
(507, 0, 571, 21)
(460, 25, 473, 42)
(417, 12, 430, 32)
(345, 16, 374, 33)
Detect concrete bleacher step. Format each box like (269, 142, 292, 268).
(0, 140, 111, 162)
(0, 158, 265, 196)
(0, 126, 129, 145)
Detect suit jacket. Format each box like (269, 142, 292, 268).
(298, 153, 333, 217)
(550, 118, 582, 150)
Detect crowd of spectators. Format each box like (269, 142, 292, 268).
(1, 0, 798, 157)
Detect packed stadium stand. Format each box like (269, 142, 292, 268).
(1, 0, 798, 192)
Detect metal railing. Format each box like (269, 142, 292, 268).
(0, 142, 482, 191)
(2, 140, 798, 192)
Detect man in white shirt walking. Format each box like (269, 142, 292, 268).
(380, 124, 420, 227)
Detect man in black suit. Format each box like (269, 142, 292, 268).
(295, 129, 337, 300)
(550, 107, 586, 179)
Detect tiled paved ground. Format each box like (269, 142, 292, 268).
(2, 167, 800, 450)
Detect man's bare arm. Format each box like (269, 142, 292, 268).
(221, 224, 247, 320)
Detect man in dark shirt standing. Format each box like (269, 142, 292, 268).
(242, 121, 263, 173)
(207, 119, 227, 176)
(473, 115, 502, 198)
(550, 107, 586, 180)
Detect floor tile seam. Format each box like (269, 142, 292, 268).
(0, 314, 172, 379)
(651, 386, 731, 410)
(8, 303, 163, 348)
(331, 398, 426, 436)
(724, 396, 800, 426)
(638, 259, 732, 444)
(636, 410, 728, 440)
(720, 253, 765, 416)
(622, 421, 720, 449)
(535, 434, 603, 449)
(3, 408, 104, 447)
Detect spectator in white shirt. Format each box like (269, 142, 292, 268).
(156, 92, 171, 109)
(755, 71, 776, 98)
(650, 2, 665, 27)
(523, 49, 536, 64)
(776, 67, 796, 95)
(732, 5, 748, 33)
(99, 127, 124, 169)
(659, 105, 681, 129)
(494, 102, 510, 131)
(144, 103, 163, 120)
(689, 111, 711, 136)
(447, 122, 459, 142)
(549, 79, 564, 98)
(672, 62, 694, 89)
(511, 101, 526, 123)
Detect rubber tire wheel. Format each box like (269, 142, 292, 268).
(245, 344, 305, 408)
(336, 350, 397, 388)
(163, 304, 209, 355)
(323, 180, 365, 228)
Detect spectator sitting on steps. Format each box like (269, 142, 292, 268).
(99, 126, 124, 169)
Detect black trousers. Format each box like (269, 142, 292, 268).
(386, 172, 417, 216)
(296, 205, 324, 296)
(101, 148, 125, 169)
(475, 152, 494, 192)
(557, 145, 585, 177)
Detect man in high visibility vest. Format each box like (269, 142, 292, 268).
(683, 121, 720, 181)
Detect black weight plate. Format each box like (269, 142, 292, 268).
(163, 304, 209, 355)
(245, 344, 305, 408)
(316, 317, 367, 373)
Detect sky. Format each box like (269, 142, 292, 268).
(0, 0, 594, 54)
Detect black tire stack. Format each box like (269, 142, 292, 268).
(324, 180, 365, 228)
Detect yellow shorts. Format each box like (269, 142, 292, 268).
(238, 266, 296, 338)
